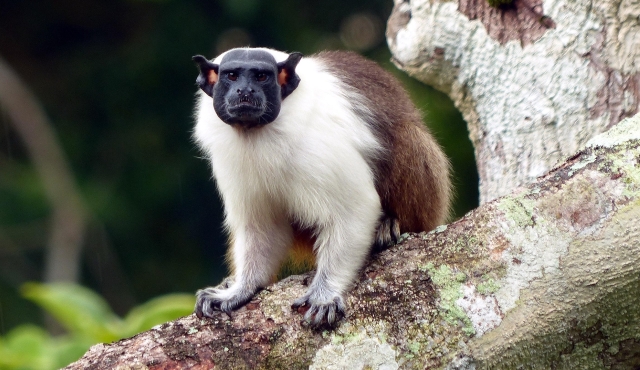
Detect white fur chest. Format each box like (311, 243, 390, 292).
(193, 55, 382, 228)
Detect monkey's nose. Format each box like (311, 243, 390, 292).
(236, 88, 255, 95)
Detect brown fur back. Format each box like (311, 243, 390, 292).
(316, 51, 452, 233)
(248, 52, 452, 278)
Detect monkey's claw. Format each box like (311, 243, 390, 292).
(292, 294, 346, 327)
(194, 284, 255, 318)
(373, 214, 401, 252)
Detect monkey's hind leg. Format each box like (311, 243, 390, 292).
(372, 213, 401, 253)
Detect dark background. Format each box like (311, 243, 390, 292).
(0, 0, 477, 334)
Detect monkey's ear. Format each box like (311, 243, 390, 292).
(277, 52, 302, 99)
(193, 55, 219, 97)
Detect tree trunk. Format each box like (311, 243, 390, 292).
(387, 0, 640, 203)
(65, 113, 640, 369)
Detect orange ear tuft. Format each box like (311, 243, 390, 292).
(208, 70, 218, 84)
(278, 69, 288, 86)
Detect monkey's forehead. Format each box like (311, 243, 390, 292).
(214, 47, 289, 64)
(218, 60, 278, 72)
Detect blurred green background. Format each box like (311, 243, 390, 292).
(0, 0, 477, 341)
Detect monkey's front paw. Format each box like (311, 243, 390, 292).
(291, 293, 346, 327)
(194, 286, 256, 318)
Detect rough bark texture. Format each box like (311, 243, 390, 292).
(387, 0, 640, 203)
(65, 114, 640, 369)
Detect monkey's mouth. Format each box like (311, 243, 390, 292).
(236, 96, 257, 106)
(229, 97, 262, 112)
(226, 97, 266, 124)
(215, 95, 279, 126)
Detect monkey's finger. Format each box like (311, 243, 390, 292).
(220, 301, 234, 314)
(326, 305, 337, 324)
(303, 305, 318, 322)
(391, 218, 401, 244)
(195, 304, 204, 318)
(291, 295, 309, 309)
(196, 300, 216, 318)
(313, 305, 328, 326)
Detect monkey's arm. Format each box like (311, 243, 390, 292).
(195, 211, 293, 317)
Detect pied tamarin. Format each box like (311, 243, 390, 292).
(191, 48, 451, 327)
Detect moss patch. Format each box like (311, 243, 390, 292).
(477, 278, 500, 295)
(497, 195, 536, 228)
(422, 263, 475, 335)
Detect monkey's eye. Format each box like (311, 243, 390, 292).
(256, 73, 267, 82)
(227, 72, 238, 81)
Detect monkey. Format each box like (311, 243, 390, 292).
(192, 47, 451, 327)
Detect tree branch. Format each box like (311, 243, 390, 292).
(65, 114, 640, 369)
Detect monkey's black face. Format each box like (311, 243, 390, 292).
(193, 49, 302, 129)
(214, 55, 281, 126)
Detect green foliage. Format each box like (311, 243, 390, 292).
(0, 283, 195, 370)
(0, 325, 93, 370)
(121, 294, 198, 337)
(21, 283, 121, 343)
